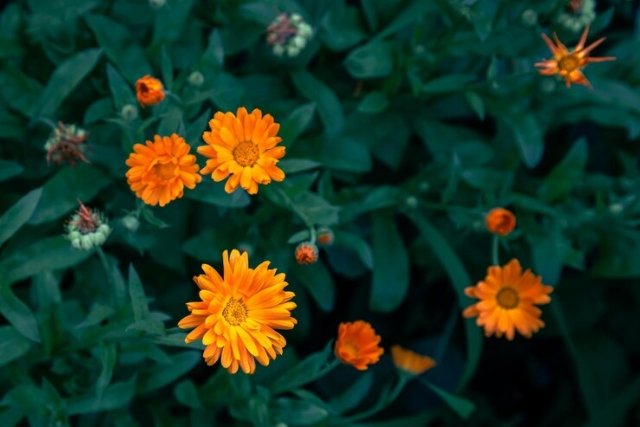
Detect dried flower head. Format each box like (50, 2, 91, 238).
(535, 25, 615, 88)
(267, 13, 313, 57)
(557, 0, 595, 33)
(295, 241, 318, 265)
(335, 321, 384, 371)
(44, 122, 89, 166)
(178, 250, 297, 374)
(65, 203, 111, 250)
(463, 259, 553, 340)
(198, 107, 286, 195)
(485, 208, 516, 236)
(125, 134, 202, 207)
(135, 75, 165, 107)
(391, 345, 437, 376)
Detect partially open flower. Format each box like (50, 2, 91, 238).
(485, 208, 516, 236)
(335, 321, 384, 371)
(44, 122, 89, 166)
(65, 203, 110, 250)
(266, 13, 314, 57)
(135, 75, 165, 107)
(391, 345, 437, 376)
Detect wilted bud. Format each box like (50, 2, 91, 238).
(295, 241, 318, 265)
(65, 203, 111, 250)
(188, 71, 204, 87)
(557, 0, 595, 33)
(266, 13, 313, 58)
(121, 104, 138, 122)
(316, 227, 334, 246)
(45, 122, 89, 166)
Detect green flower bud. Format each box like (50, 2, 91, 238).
(188, 71, 204, 87)
(122, 215, 140, 232)
(121, 104, 138, 122)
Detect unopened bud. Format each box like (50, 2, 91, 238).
(295, 241, 318, 265)
(188, 71, 204, 87)
(121, 104, 138, 122)
(316, 227, 334, 246)
(122, 215, 140, 232)
(521, 9, 538, 26)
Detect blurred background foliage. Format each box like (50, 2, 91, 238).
(1, 0, 640, 425)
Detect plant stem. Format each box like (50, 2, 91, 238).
(491, 235, 500, 265)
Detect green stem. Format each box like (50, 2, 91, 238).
(491, 235, 500, 265)
(309, 226, 317, 244)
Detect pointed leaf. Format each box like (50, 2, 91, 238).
(0, 188, 41, 247)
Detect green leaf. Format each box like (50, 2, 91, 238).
(321, 136, 371, 173)
(280, 103, 316, 148)
(357, 91, 389, 114)
(0, 160, 23, 182)
(465, 91, 485, 120)
(271, 342, 333, 394)
(137, 351, 201, 394)
(0, 285, 41, 342)
(321, 4, 366, 51)
(107, 63, 136, 110)
(334, 231, 374, 270)
(328, 372, 373, 413)
(96, 343, 117, 393)
(272, 398, 329, 425)
(0, 326, 32, 366)
(292, 192, 340, 226)
(0, 188, 41, 247)
(67, 377, 137, 415)
(161, 47, 173, 90)
(405, 212, 482, 389)
(85, 14, 150, 82)
(370, 212, 409, 312)
(345, 41, 393, 79)
(84, 98, 114, 124)
(28, 163, 111, 225)
(32, 48, 102, 118)
(128, 264, 151, 323)
(0, 236, 93, 285)
(292, 262, 335, 312)
(210, 73, 245, 111)
(186, 179, 250, 208)
(291, 70, 344, 136)
(422, 380, 476, 420)
(538, 139, 588, 202)
(505, 115, 544, 168)
(421, 74, 475, 94)
(287, 230, 311, 244)
(174, 380, 202, 408)
(0, 64, 43, 117)
(151, 0, 195, 48)
(280, 159, 321, 174)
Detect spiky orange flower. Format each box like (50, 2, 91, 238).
(463, 259, 553, 341)
(125, 134, 201, 207)
(136, 75, 165, 107)
(178, 250, 297, 374)
(198, 107, 285, 195)
(485, 207, 516, 236)
(334, 321, 384, 371)
(534, 25, 615, 88)
(391, 345, 436, 376)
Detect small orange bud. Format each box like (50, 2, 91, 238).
(295, 241, 318, 265)
(136, 75, 165, 107)
(316, 227, 334, 246)
(485, 208, 516, 236)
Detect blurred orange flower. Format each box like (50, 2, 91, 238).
(463, 259, 553, 341)
(178, 250, 297, 374)
(485, 207, 516, 236)
(535, 25, 615, 88)
(136, 75, 165, 107)
(335, 321, 384, 370)
(198, 107, 286, 195)
(295, 241, 318, 265)
(125, 134, 201, 207)
(391, 345, 436, 376)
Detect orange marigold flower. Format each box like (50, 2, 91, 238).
(534, 25, 615, 88)
(463, 259, 553, 341)
(198, 107, 285, 195)
(136, 75, 165, 107)
(125, 134, 202, 207)
(485, 207, 516, 236)
(335, 321, 384, 371)
(391, 345, 437, 376)
(178, 250, 297, 374)
(295, 241, 318, 265)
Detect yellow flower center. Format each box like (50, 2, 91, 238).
(153, 162, 176, 180)
(222, 297, 248, 325)
(558, 55, 580, 73)
(496, 287, 520, 309)
(233, 141, 260, 167)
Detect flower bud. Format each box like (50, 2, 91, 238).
(295, 241, 318, 265)
(122, 215, 140, 232)
(521, 9, 538, 27)
(188, 71, 204, 87)
(121, 104, 138, 122)
(316, 227, 334, 246)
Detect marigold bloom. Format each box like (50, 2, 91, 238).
(136, 75, 165, 107)
(335, 321, 384, 371)
(198, 107, 285, 195)
(534, 25, 615, 88)
(295, 241, 318, 265)
(178, 250, 297, 374)
(463, 259, 553, 341)
(485, 207, 516, 236)
(125, 134, 202, 207)
(391, 345, 436, 376)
